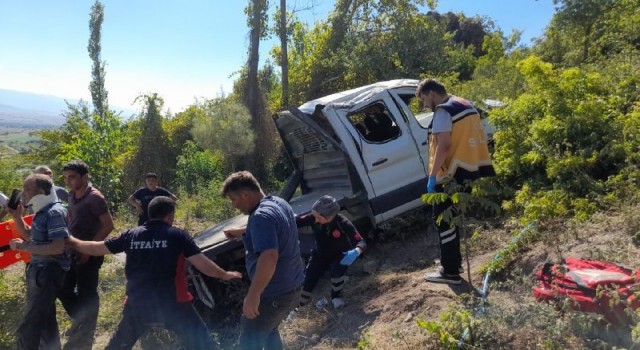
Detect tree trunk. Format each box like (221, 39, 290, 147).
(582, 23, 592, 62)
(247, 1, 262, 115)
(280, 0, 289, 109)
(244, 0, 273, 180)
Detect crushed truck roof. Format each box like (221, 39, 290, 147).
(298, 79, 419, 114)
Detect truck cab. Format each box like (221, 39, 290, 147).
(190, 79, 491, 309)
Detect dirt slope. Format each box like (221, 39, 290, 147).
(277, 208, 640, 350)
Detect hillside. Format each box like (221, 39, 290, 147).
(275, 205, 640, 349)
(82, 204, 640, 349)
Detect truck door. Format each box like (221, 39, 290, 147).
(387, 88, 432, 175)
(338, 94, 428, 222)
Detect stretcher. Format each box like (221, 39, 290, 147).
(0, 215, 33, 269)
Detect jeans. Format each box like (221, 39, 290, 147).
(238, 286, 301, 350)
(17, 262, 66, 350)
(105, 301, 217, 350)
(58, 255, 103, 350)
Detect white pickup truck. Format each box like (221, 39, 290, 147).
(190, 79, 492, 308)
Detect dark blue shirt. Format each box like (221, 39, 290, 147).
(30, 202, 71, 270)
(104, 221, 200, 304)
(243, 195, 304, 298)
(133, 187, 174, 222)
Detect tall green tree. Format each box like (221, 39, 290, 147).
(125, 94, 173, 192)
(243, 0, 275, 180)
(88, 0, 108, 118)
(37, 1, 125, 205)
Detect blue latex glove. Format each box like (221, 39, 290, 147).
(426, 176, 437, 193)
(340, 248, 360, 266)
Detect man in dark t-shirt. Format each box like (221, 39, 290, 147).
(61, 160, 115, 350)
(67, 196, 242, 349)
(128, 172, 177, 225)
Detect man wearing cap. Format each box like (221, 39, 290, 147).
(221, 171, 304, 350)
(295, 195, 366, 309)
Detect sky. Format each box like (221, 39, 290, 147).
(0, 0, 556, 114)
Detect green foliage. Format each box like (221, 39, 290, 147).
(38, 102, 127, 205)
(0, 154, 27, 193)
(191, 99, 255, 172)
(125, 93, 174, 192)
(417, 305, 473, 349)
(421, 180, 501, 229)
(491, 53, 639, 222)
(175, 141, 224, 193)
(276, 2, 494, 107)
(0, 269, 25, 348)
(175, 180, 237, 223)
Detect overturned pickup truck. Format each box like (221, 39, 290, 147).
(189, 79, 492, 309)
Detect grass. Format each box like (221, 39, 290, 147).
(0, 131, 41, 154)
(0, 266, 26, 349)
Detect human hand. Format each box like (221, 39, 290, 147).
(426, 176, 437, 193)
(223, 227, 246, 241)
(243, 293, 261, 319)
(223, 271, 243, 281)
(9, 238, 25, 251)
(7, 203, 24, 219)
(340, 248, 361, 266)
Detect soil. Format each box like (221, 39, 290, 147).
(272, 208, 640, 350)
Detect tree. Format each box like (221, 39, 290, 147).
(191, 100, 255, 172)
(88, 0, 108, 118)
(277, 0, 289, 109)
(37, 1, 126, 205)
(243, 0, 275, 180)
(125, 93, 173, 192)
(551, 0, 615, 62)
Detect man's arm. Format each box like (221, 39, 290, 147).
(243, 248, 278, 319)
(223, 226, 246, 241)
(93, 212, 114, 241)
(10, 237, 65, 255)
(187, 254, 242, 280)
(7, 204, 31, 241)
(430, 132, 452, 177)
(127, 195, 143, 215)
(66, 236, 112, 256)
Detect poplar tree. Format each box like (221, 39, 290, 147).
(88, 0, 108, 118)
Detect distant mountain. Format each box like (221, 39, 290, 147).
(0, 89, 136, 129)
(0, 89, 72, 128)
